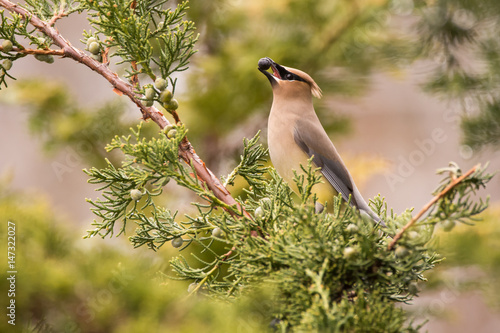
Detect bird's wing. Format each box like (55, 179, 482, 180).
(293, 118, 357, 206)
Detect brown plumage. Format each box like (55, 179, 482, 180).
(258, 57, 384, 225)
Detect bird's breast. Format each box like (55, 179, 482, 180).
(268, 115, 307, 182)
(267, 113, 338, 206)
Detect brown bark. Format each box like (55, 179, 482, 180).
(0, 0, 249, 218)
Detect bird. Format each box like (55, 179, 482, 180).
(258, 57, 385, 226)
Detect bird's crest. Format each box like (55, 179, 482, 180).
(284, 66, 323, 99)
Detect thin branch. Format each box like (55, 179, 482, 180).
(130, 60, 139, 88)
(387, 164, 479, 250)
(187, 264, 219, 296)
(48, 1, 67, 26)
(187, 245, 236, 296)
(0, 0, 154, 117)
(0, 0, 250, 219)
(227, 276, 243, 297)
(102, 39, 111, 65)
(4, 46, 65, 56)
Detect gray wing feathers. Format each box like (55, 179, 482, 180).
(296, 137, 355, 204)
(319, 157, 356, 205)
(293, 123, 357, 206)
(293, 120, 385, 226)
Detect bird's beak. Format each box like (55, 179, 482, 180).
(258, 57, 283, 85)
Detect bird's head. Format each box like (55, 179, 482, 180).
(258, 57, 322, 99)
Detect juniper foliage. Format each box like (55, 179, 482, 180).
(0, 0, 496, 331)
(415, 0, 500, 149)
(0, 0, 198, 98)
(85, 126, 491, 332)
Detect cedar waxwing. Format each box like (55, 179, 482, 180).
(258, 57, 385, 226)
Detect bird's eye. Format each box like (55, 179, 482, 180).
(285, 73, 294, 80)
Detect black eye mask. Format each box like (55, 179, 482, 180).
(258, 57, 306, 83)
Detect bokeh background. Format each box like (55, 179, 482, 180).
(1, 0, 499, 332)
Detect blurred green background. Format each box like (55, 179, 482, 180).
(1, 0, 500, 332)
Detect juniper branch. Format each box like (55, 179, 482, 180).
(388, 164, 480, 250)
(0, 0, 249, 219)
